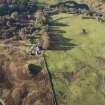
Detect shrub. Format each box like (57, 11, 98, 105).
(28, 64, 41, 76)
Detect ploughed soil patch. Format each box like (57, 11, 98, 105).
(0, 48, 54, 105)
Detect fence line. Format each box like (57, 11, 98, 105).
(43, 54, 58, 105)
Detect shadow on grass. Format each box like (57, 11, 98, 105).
(49, 21, 69, 26)
(48, 16, 69, 27)
(48, 20, 76, 51)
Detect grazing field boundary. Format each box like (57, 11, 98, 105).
(43, 54, 58, 105)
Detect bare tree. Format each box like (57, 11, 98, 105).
(41, 32, 49, 50)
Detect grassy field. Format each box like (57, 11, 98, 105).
(46, 13, 105, 105)
(36, 0, 63, 5)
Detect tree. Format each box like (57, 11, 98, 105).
(12, 0, 29, 5)
(0, 4, 8, 16)
(34, 10, 47, 27)
(10, 11, 18, 19)
(28, 64, 41, 75)
(18, 28, 26, 40)
(41, 32, 49, 50)
(40, 25, 48, 33)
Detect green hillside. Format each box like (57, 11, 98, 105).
(46, 13, 105, 105)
